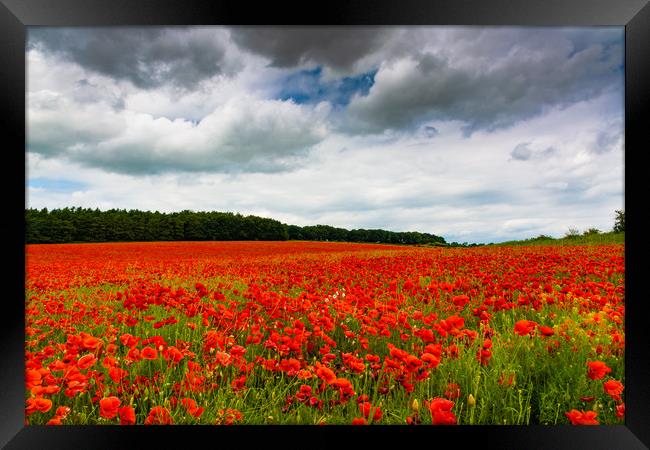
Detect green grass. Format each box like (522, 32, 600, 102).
(491, 232, 624, 247)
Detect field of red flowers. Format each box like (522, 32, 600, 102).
(25, 241, 625, 425)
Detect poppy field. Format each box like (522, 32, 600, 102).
(25, 241, 625, 425)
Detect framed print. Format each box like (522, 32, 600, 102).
(1, 0, 649, 448)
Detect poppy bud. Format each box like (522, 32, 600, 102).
(411, 399, 419, 412)
(468, 394, 476, 407)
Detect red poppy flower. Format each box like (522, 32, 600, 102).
(477, 348, 492, 366)
(587, 361, 611, 380)
(144, 406, 173, 425)
(616, 403, 625, 419)
(603, 379, 624, 401)
(120, 334, 139, 347)
(428, 397, 457, 425)
(444, 383, 461, 400)
(119, 406, 136, 425)
(231, 375, 247, 392)
(351, 417, 367, 425)
(77, 354, 97, 370)
(565, 409, 599, 425)
(420, 353, 440, 369)
(99, 396, 121, 419)
(55, 406, 71, 419)
(25, 369, 42, 389)
(316, 365, 337, 384)
(297, 369, 312, 379)
(514, 320, 537, 336)
(141, 346, 158, 360)
(82, 336, 102, 351)
(126, 348, 141, 361)
(358, 402, 383, 421)
(538, 326, 555, 337)
(165, 346, 184, 364)
(109, 366, 129, 384)
(46, 417, 62, 425)
(25, 397, 52, 415)
(365, 354, 380, 363)
(181, 398, 205, 418)
(452, 295, 470, 308)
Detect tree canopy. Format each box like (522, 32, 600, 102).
(25, 207, 447, 246)
(613, 210, 625, 233)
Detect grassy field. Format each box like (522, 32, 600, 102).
(491, 232, 624, 247)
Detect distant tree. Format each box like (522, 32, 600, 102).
(24, 207, 445, 245)
(565, 227, 580, 238)
(583, 228, 601, 236)
(613, 210, 625, 233)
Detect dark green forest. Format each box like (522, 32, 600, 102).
(25, 207, 447, 246)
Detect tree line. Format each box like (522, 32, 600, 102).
(25, 207, 447, 246)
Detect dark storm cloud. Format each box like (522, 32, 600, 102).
(28, 27, 233, 89)
(230, 27, 396, 71)
(347, 28, 624, 135)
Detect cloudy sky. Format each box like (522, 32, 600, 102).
(26, 26, 624, 243)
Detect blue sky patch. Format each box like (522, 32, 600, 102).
(28, 177, 88, 192)
(277, 66, 377, 106)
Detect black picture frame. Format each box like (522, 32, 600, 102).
(2, 0, 648, 448)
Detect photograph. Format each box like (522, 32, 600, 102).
(23, 24, 628, 427)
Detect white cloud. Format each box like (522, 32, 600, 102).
(28, 91, 329, 174)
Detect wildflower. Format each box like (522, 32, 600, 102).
(82, 336, 102, 351)
(316, 365, 337, 384)
(181, 398, 205, 418)
(141, 346, 158, 360)
(25, 397, 52, 415)
(99, 396, 121, 419)
(46, 414, 63, 425)
(603, 379, 624, 402)
(444, 383, 461, 400)
(565, 409, 599, 425)
(538, 326, 555, 337)
(25, 369, 42, 389)
(231, 375, 247, 392)
(587, 361, 611, 380)
(119, 406, 136, 425)
(77, 354, 97, 370)
(55, 406, 71, 419)
(428, 398, 457, 425)
(420, 352, 440, 369)
(358, 402, 383, 422)
(144, 406, 173, 425)
(514, 320, 537, 336)
(616, 403, 625, 419)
